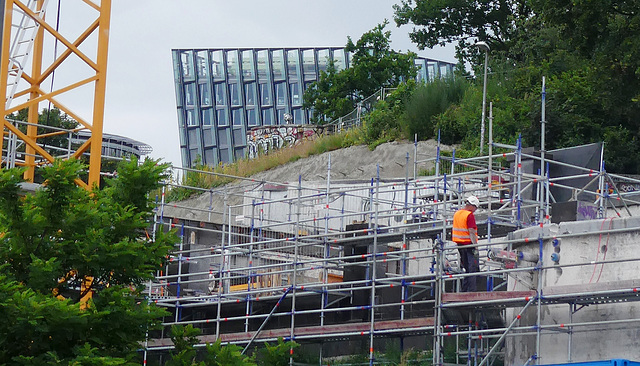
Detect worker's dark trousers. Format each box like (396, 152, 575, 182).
(458, 247, 479, 292)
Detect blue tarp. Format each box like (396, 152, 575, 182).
(540, 360, 640, 366)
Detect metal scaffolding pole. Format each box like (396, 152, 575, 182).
(368, 165, 381, 366)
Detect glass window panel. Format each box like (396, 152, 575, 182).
(184, 83, 195, 106)
(257, 50, 269, 81)
(211, 50, 224, 80)
(262, 108, 274, 126)
(179, 125, 187, 145)
(214, 83, 227, 106)
(197, 50, 208, 78)
(203, 128, 214, 146)
(440, 64, 452, 77)
(204, 149, 215, 165)
(287, 49, 299, 79)
(189, 149, 200, 166)
(181, 51, 193, 79)
(229, 83, 241, 106)
(242, 50, 255, 80)
(415, 59, 427, 83)
(247, 108, 258, 126)
(233, 129, 245, 145)
(245, 82, 257, 106)
(216, 109, 228, 126)
(272, 50, 285, 80)
(199, 83, 211, 106)
(260, 83, 272, 106)
(232, 108, 244, 126)
(219, 149, 231, 164)
(181, 149, 189, 168)
(219, 131, 229, 146)
(226, 50, 239, 79)
(290, 83, 301, 106)
(275, 82, 286, 106)
(293, 109, 303, 124)
(427, 62, 437, 81)
(202, 108, 213, 126)
(302, 49, 315, 76)
(277, 109, 286, 124)
(333, 49, 346, 71)
(186, 109, 197, 126)
(188, 129, 198, 144)
(317, 49, 330, 74)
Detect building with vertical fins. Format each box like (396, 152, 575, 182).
(172, 47, 456, 168)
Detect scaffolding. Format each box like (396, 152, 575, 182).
(144, 134, 640, 365)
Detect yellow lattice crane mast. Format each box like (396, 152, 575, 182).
(0, 0, 111, 189)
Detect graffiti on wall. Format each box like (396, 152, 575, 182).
(247, 126, 316, 159)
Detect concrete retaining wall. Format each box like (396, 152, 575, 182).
(505, 216, 640, 364)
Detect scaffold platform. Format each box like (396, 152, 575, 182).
(147, 317, 435, 348)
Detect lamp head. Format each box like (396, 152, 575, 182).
(473, 41, 490, 53)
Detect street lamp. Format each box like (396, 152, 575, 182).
(474, 41, 490, 154)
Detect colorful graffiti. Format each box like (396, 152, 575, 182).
(247, 126, 316, 159)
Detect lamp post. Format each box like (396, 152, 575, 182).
(474, 41, 490, 154)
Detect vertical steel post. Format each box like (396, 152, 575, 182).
(246, 199, 256, 333)
(175, 223, 184, 323)
(535, 235, 544, 364)
(435, 130, 441, 222)
(540, 76, 547, 222)
(289, 175, 302, 365)
(598, 144, 606, 218)
(516, 135, 523, 226)
(487, 103, 493, 266)
(480, 47, 488, 154)
(568, 304, 574, 362)
(414, 133, 418, 181)
(86, 0, 111, 187)
(322, 155, 331, 330)
(368, 165, 381, 366)
(215, 192, 228, 338)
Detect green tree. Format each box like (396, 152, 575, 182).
(166, 325, 204, 366)
(393, 0, 533, 60)
(394, 0, 640, 173)
(256, 338, 299, 366)
(0, 158, 176, 364)
(304, 21, 417, 123)
(166, 325, 256, 366)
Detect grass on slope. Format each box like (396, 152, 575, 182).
(166, 128, 364, 201)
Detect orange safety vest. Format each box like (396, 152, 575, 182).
(452, 209, 473, 245)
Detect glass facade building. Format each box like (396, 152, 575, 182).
(172, 47, 456, 168)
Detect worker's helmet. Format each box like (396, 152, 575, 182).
(466, 195, 480, 208)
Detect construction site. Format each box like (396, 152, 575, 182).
(2, 1, 640, 366)
(143, 134, 640, 365)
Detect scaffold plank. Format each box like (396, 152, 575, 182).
(148, 317, 435, 347)
(442, 291, 536, 303)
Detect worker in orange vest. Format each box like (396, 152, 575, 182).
(452, 195, 480, 292)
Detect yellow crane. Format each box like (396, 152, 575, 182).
(0, 0, 111, 189)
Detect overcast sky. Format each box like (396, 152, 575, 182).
(100, 0, 455, 168)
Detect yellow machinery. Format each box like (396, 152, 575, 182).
(0, 0, 111, 188)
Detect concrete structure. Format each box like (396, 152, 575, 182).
(505, 218, 640, 364)
(171, 47, 456, 167)
(144, 140, 640, 365)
